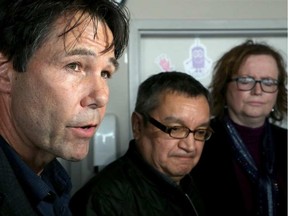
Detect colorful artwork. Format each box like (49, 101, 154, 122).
(183, 38, 212, 78)
(155, 54, 175, 72)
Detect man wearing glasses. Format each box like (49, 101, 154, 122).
(70, 71, 212, 216)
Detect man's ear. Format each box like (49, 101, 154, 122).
(0, 53, 12, 93)
(131, 112, 142, 139)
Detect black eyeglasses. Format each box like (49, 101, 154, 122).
(228, 76, 278, 93)
(144, 114, 213, 141)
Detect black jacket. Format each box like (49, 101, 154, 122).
(70, 140, 205, 216)
(0, 135, 72, 216)
(191, 117, 287, 216)
(0, 143, 38, 216)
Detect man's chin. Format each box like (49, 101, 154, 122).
(61, 149, 89, 162)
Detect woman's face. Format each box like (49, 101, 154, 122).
(226, 54, 279, 127)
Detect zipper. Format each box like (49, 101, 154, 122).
(185, 193, 199, 216)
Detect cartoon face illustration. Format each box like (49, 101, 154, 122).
(192, 46, 205, 69)
(183, 38, 212, 78)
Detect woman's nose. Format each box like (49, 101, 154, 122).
(251, 82, 263, 95)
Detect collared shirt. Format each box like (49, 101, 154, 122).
(0, 136, 72, 216)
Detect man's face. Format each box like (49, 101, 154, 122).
(133, 92, 210, 184)
(8, 14, 117, 162)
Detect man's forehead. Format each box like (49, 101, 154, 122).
(49, 14, 113, 52)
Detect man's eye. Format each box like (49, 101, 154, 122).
(171, 127, 180, 131)
(195, 129, 207, 136)
(101, 71, 112, 79)
(171, 126, 186, 132)
(67, 63, 81, 72)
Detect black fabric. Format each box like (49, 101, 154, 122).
(70, 140, 205, 216)
(0, 137, 38, 216)
(191, 117, 287, 216)
(0, 135, 72, 216)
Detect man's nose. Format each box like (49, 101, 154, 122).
(178, 133, 197, 152)
(80, 76, 109, 109)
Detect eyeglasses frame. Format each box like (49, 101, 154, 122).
(143, 114, 213, 141)
(228, 76, 279, 93)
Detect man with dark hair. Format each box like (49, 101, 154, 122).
(71, 71, 212, 216)
(0, 0, 130, 215)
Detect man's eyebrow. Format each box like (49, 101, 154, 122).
(164, 116, 210, 128)
(110, 57, 119, 71)
(66, 48, 96, 57)
(66, 48, 119, 70)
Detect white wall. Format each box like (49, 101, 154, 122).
(67, 0, 288, 195)
(126, 0, 287, 20)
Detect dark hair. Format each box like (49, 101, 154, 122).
(210, 39, 287, 122)
(0, 0, 130, 72)
(134, 71, 211, 121)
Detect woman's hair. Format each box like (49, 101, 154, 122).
(209, 39, 287, 122)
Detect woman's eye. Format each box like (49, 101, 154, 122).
(239, 77, 253, 84)
(262, 79, 276, 86)
(67, 63, 81, 72)
(101, 71, 112, 79)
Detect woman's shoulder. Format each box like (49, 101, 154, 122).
(270, 122, 287, 134)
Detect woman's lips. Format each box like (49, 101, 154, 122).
(247, 101, 265, 106)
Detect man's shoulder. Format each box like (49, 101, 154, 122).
(72, 151, 148, 201)
(70, 155, 140, 213)
(0, 145, 37, 215)
(0, 144, 16, 184)
(270, 122, 287, 134)
(87, 154, 138, 189)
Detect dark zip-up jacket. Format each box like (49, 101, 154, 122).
(70, 140, 205, 216)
